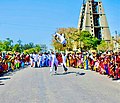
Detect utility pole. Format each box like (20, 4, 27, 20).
(115, 30, 117, 41)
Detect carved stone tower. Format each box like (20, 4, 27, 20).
(78, 0, 111, 41)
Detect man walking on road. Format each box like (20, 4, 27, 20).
(50, 51, 58, 75)
(62, 53, 68, 73)
(33, 52, 39, 68)
(61, 52, 68, 73)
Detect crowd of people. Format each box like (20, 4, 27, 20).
(29, 50, 120, 80)
(0, 51, 68, 75)
(0, 52, 30, 74)
(30, 52, 68, 74)
(66, 51, 120, 80)
(0, 50, 120, 80)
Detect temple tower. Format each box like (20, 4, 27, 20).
(78, 0, 111, 41)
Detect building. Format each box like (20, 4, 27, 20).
(112, 33, 120, 52)
(78, 0, 111, 41)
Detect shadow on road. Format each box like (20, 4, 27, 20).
(0, 67, 27, 86)
(53, 72, 85, 76)
(0, 81, 5, 86)
(0, 77, 11, 81)
(0, 77, 11, 86)
(0, 66, 27, 77)
(0, 83, 4, 85)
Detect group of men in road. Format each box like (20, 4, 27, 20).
(30, 32, 68, 75)
(30, 51, 68, 75)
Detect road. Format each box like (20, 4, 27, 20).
(0, 66, 120, 103)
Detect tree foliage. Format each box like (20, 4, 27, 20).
(13, 44, 21, 52)
(97, 40, 108, 51)
(2, 38, 13, 51)
(79, 31, 99, 50)
(52, 28, 99, 51)
(0, 38, 42, 54)
(97, 40, 114, 51)
(52, 28, 80, 51)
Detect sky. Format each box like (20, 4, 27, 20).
(0, 0, 120, 49)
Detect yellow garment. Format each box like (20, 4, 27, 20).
(66, 59, 69, 67)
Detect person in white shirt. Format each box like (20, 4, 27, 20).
(33, 52, 39, 68)
(50, 52, 58, 75)
(48, 53, 52, 67)
(54, 32, 66, 47)
(38, 53, 43, 67)
(61, 52, 68, 73)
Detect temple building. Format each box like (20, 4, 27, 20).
(78, 0, 111, 41)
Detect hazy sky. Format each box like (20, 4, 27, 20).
(0, 0, 120, 49)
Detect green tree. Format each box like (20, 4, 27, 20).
(23, 44, 41, 54)
(17, 39, 23, 52)
(3, 38, 13, 51)
(97, 40, 108, 52)
(0, 41, 4, 52)
(52, 29, 99, 51)
(35, 44, 41, 52)
(79, 31, 99, 50)
(13, 44, 21, 52)
(23, 42, 34, 50)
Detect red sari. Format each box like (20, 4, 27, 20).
(116, 67, 120, 79)
(2, 63, 8, 72)
(99, 61, 105, 74)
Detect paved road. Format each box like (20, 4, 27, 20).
(0, 66, 120, 103)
